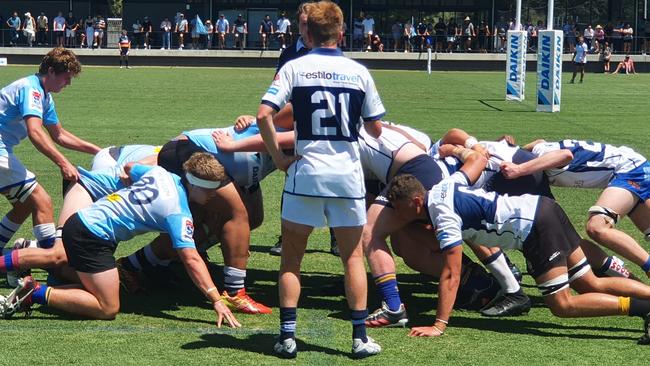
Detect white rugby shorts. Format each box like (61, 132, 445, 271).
(281, 193, 366, 228)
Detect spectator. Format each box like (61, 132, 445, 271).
(132, 18, 143, 49)
(7, 11, 21, 46)
(36, 11, 48, 46)
(391, 20, 402, 52)
(160, 17, 172, 49)
(205, 19, 214, 49)
(611, 20, 624, 53)
(259, 14, 274, 50)
(426, 19, 434, 49)
(611, 55, 636, 74)
(584, 24, 594, 51)
(82, 15, 94, 48)
(604, 22, 614, 50)
(416, 19, 428, 51)
(65, 11, 78, 47)
(142, 16, 153, 49)
(570, 36, 588, 83)
(494, 16, 507, 52)
(446, 18, 458, 53)
(402, 21, 413, 53)
(621, 23, 633, 54)
(594, 24, 605, 53)
(478, 20, 491, 53)
(362, 13, 375, 51)
(602, 41, 612, 72)
(190, 14, 201, 49)
(23, 12, 36, 47)
(52, 11, 65, 47)
(94, 15, 106, 49)
(353, 16, 363, 51)
(434, 18, 446, 52)
(526, 22, 537, 52)
(215, 14, 229, 49)
(370, 33, 384, 52)
(462, 17, 475, 52)
(563, 20, 576, 53)
(175, 13, 188, 49)
(232, 13, 247, 50)
(276, 12, 291, 49)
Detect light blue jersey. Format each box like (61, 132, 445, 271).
(0, 75, 59, 156)
(78, 166, 195, 249)
(91, 144, 160, 171)
(182, 123, 276, 187)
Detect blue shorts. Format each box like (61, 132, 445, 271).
(609, 162, 650, 202)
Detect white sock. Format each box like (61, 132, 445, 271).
(224, 266, 246, 294)
(484, 252, 521, 294)
(33, 223, 56, 248)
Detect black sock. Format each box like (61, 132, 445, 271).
(279, 307, 297, 341)
(350, 309, 368, 342)
(630, 298, 650, 318)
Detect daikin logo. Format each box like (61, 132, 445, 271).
(509, 35, 520, 82)
(539, 35, 552, 91)
(554, 35, 562, 92)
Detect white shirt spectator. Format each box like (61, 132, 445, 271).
(277, 17, 290, 33)
(574, 42, 588, 63)
(584, 27, 594, 39)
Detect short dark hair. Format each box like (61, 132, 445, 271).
(386, 174, 425, 204)
(39, 47, 81, 76)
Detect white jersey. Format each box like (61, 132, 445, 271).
(358, 125, 419, 183)
(532, 139, 647, 188)
(261, 48, 386, 199)
(428, 177, 540, 252)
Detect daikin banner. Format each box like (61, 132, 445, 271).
(536, 30, 563, 112)
(505, 30, 527, 101)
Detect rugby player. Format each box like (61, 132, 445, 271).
(0, 48, 100, 274)
(1, 153, 241, 328)
(257, 1, 383, 358)
(501, 139, 650, 278)
(386, 173, 650, 344)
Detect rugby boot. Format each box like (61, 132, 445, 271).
(365, 301, 408, 328)
(0, 275, 36, 319)
(221, 288, 272, 314)
(480, 289, 532, 317)
(352, 336, 381, 359)
(273, 337, 297, 358)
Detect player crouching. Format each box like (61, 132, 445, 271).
(0, 153, 241, 328)
(386, 174, 650, 345)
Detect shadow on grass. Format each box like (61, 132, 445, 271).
(181, 332, 344, 358)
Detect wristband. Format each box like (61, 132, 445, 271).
(464, 137, 478, 149)
(432, 325, 445, 335)
(206, 287, 218, 294)
(435, 318, 449, 325)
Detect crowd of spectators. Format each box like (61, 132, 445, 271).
(1, 9, 648, 55)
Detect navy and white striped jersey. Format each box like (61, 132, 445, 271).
(532, 139, 647, 188)
(261, 47, 386, 199)
(428, 177, 540, 252)
(358, 125, 420, 183)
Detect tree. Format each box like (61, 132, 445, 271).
(108, 0, 123, 17)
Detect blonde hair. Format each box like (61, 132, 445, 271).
(39, 47, 81, 76)
(182, 152, 227, 182)
(307, 1, 343, 47)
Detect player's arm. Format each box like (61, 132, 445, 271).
(410, 245, 462, 337)
(213, 129, 294, 152)
(501, 148, 573, 179)
(45, 123, 102, 155)
(176, 247, 241, 328)
(521, 139, 546, 151)
(440, 128, 489, 158)
(257, 105, 297, 172)
(439, 145, 488, 185)
(25, 117, 79, 181)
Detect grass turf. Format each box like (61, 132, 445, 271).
(1, 65, 649, 365)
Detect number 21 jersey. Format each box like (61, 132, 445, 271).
(261, 48, 386, 199)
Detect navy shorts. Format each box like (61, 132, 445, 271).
(375, 154, 444, 207)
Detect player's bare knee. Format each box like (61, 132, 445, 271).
(586, 205, 619, 239)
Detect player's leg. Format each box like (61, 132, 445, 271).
(44, 269, 120, 319)
(586, 187, 650, 274)
(362, 203, 410, 318)
(328, 197, 380, 358)
(580, 237, 636, 279)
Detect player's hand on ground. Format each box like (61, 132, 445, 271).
(409, 326, 444, 337)
(213, 299, 242, 328)
(60, 162, 79, 182)
(234, 115, 255, 131)
(500, 162, 523, 179)
(212, 130, 235, 152)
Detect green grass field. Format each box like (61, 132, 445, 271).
(1, 65, 649, 365)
